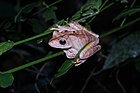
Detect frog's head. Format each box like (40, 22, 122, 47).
(48, 31, 72, 49)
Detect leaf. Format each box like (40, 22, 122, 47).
(42, 6, 57, 22)
(54, 42, 93, 78)
(87, 0, 102, 10)
(71, 11, 81, 21)
(71, 0, 102, 22)
(27, 18, 45, 33)
(54, 59, 73, 78)
(103, 31, 140, 70)
(82, 9, 94, 16)
(22, 2, 39, 13)
(14, 2, 39, 23)
(0, 41, 14, 56)
(113, 7, 140, 21)
(85, 23, 91, 30)
(50, 20, 68, 28)
(0, 73, 14, 88)
(56, 20, 69, 26)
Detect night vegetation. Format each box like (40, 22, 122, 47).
(0, 0, 140, 93)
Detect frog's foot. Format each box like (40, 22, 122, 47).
(72, 58, 86, 66)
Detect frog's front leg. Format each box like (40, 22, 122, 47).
(64, 48, 78, 59)
(73, 42, 101, 66)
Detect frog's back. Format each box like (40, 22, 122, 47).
(68, 29, 97, 51)
(69, 22, 99, 43)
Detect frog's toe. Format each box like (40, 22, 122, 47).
(72, 59, 86, 66)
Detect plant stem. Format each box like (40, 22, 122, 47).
(87, 2, 114, 24)
(9, 17, 140, 74)
(31, 0, 63, 17)
(100, 2, 114, 12)
(14, 30, 52, 46)
(76, 12, 99, 22)
(100, 17, 140, 38)
(3, 51, 64, 74)
(99, 0, 108, 10)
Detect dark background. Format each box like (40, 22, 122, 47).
(0, 0, 140, 93)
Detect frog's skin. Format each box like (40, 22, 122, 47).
(48, 22, 101, 66)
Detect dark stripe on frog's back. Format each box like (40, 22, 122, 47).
(74, 29, 95, 50)
(80, 29, 95, 43)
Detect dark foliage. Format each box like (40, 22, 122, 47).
(0, 0, 140, 93)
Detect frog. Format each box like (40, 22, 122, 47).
(48, 22, 101, 66)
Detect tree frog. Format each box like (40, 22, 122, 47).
(48, 22, 101, 66)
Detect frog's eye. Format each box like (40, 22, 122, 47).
(59, 38, 66, 45)
(64, 30, 68, 32)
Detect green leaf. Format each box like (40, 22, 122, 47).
(50, 20, 68, 28)
(27, 18, 45, 33)
(22, 2, 39, 13)
(82, 9, 94, 16)
(71, 0, 102, 22)
(0, 73, 14, 88)
(103, 31, 140, 70)
(54, 42, 93, 78)
(0, 41, 14, 56)
(14, 2, 39, 22)
(54, 59, 73, 78)
(85, 23, 91, 30)
(42, 6, 57, 22)
(87, 0, 102, 10)
(113, 7, 140, 21)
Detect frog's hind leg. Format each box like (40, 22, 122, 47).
(79, 42, 101, 60)
(72, 42, 101, 66)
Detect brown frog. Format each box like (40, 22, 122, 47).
(48, 22, 101, 66)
